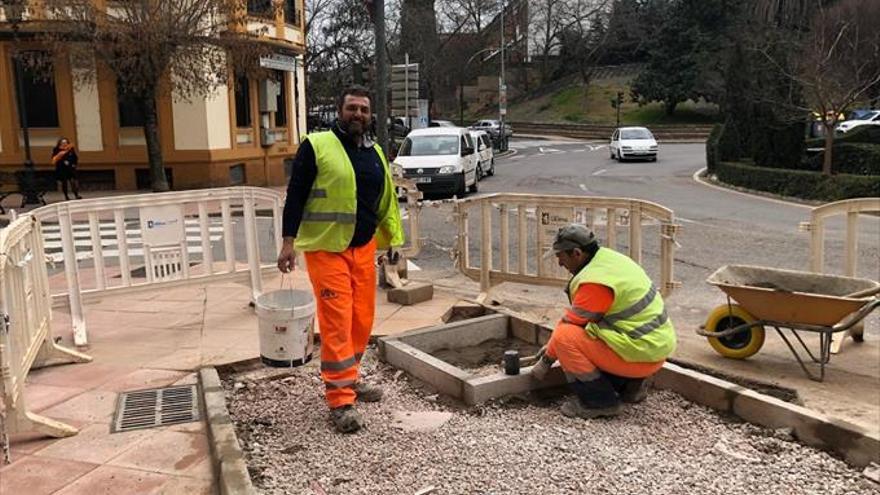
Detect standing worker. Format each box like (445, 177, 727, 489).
(277, 85, 404, 433)
(531, 224, 676, 419)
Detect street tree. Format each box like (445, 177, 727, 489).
(759, 0, 880, 174)
(31, 0, 272, 191)
(556, 0, 612, 95)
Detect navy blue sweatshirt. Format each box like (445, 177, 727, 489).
(281, 125, 386, 248)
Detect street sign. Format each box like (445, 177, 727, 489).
(499, 83, 507, 116)
(260, 54, 298, 72)
(391, 62, 419, 117)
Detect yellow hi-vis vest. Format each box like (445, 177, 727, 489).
(294, 131, 405, 253)
(568, 247, 676, 362)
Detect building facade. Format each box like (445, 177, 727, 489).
(0, 0, 307, 190)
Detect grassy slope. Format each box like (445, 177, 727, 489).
(493, 77, 720, 125)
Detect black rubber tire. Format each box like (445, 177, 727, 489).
(468, 170, 479, 193)
(455, 172, 467, 197)
(476, 164, 484, 180)
(487, 158, 495, 176)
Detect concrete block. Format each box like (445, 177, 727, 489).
(654, 362, 738, 413)
(510, 317, 538, 344)
(382, 339, 469, 399)
(388, 282, 434, 305)
(656, 362, 880, 468)
(463, 366, 566, 404)
(442, 302, 493, 323)
(397, 314, 509, 353)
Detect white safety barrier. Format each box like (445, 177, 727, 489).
(0, 215, 92, 462)
(29, 187, 284, 346)
(799, 197, 880, 353)
(27, 185, 424, 347)
(454, 193, 680, 302)
(800, 197, 880, 277)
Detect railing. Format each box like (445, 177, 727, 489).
(800, 197, 880, 277)
(30, 187, 285, 346)
(454, 193, 680, 301)
(26, 185, 424, 346)
(0, 214, 92, 462)
(799, 197, 880, 354)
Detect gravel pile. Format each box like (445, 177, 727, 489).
(225, 354, 877, 495)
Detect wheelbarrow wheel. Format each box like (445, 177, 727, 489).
(705, 304, 765, 359)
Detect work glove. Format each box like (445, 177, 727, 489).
(530, 345, 553, 381)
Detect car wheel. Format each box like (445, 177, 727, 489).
(610, 148, 615, 160)
(476, 164, 483, 181)
(455, 172, 467, 197)
(487, 158, 495, 176)
(468, 170, 479, 193)
(651, 156, 658, 162)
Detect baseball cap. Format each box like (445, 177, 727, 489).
(543, 224, 598, 259)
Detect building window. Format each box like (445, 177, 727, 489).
(275, 72, 287, 127)
(247, 0, 274, 18)
(235, 76, 251, 128)
(283, 0, 300, 25)
(117, 82, 146, 128)
(13, 53, 59, 128)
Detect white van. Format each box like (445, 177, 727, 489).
(469, 130, 495, 179)
(392, 127, 479, 197)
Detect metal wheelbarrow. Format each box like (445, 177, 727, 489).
(696, 265, 880, 381)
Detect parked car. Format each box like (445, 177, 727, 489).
(470, 119, 513, 140)
(836, 110, 880, 133)
(392, 127, 479, 197)
(469, 130, 495, 179)
(428, 119, 458, 128)
(609, 127, 658, 161)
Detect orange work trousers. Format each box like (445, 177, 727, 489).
(304, 238, 377, 409)
(546, 322, 664, 382)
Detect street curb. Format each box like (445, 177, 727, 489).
(656, 362, 880, 467)
(199, 367, 258, 495)
(692, 167, 814, 209)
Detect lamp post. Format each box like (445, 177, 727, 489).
(8, 4, 33, 168)
(7, 3, 39, 206)
(499, 0, 507, 151)
(459, 48, 498, 127)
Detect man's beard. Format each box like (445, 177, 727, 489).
(340, 118, 366, 136)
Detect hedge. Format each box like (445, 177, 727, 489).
(802, 143, 880, 176)
(716, 161, 880, 201)
(706, 124, 723, 173)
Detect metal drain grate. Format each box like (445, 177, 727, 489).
(112, 385, 200, 433)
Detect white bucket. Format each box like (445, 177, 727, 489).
(255, 289, 316, 367)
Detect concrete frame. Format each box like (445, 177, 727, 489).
(379, 310, 879, 468)
(378, 313, 569, 405)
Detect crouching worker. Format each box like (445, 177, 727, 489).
(531, 224, 676, 419)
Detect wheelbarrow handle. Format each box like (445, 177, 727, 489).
(844, 285, 880, 299)
(833, 298, 880, 333)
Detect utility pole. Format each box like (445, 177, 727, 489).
(373, 0, 389, 153)
(499, 0, 507, 151)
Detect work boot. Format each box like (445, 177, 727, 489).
(602, 372, 651, 404)
(560, 397, 622, 419)
(329, 405, 363, 433)
(353, 382, 384, 403)
(619, 377, 651, 404)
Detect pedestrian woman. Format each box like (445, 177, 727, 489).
(52, 137, 81, 200)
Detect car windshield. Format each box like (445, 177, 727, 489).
(621, 129, 653, 140)
(398, 135, 460, 156)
